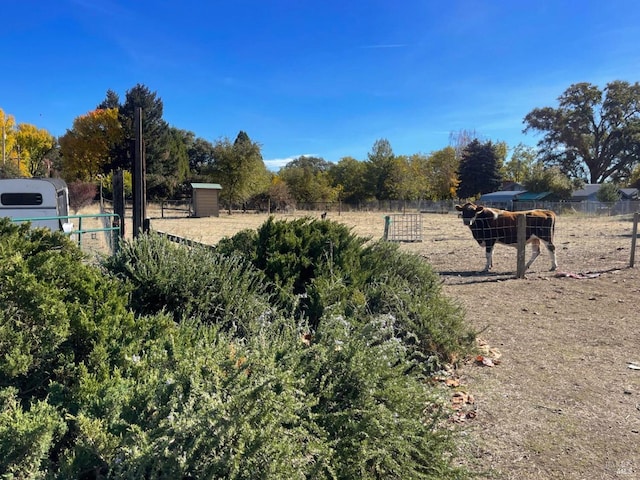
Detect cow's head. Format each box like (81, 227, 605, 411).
(455, 202, 484, 226)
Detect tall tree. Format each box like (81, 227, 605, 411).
(211, 131, 270, 213)
(328, 156, 369, 204)
(111, 84, 170, 174)
(97, 89, 120, 110)
(187, 136, 216, 174)
(279, 156, 336, 205)
(426, 146, 459, 200)
(523, 81, 640, 183)
(385, 154, 429, 203)
(0, 109, 17, 176)
(59, 108, 122, 181)
(266, 175, 294, 211)
(456, 139, 502, 199)
(14, 123, 55, 176)
(502, 143, 536, 183)
(365, 138, 395, 200)
(449, 129, 480, 160)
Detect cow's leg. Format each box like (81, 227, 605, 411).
(483, 244, 494, 272)
(525, 239, 540, 270)
(546, 242, 558, 271)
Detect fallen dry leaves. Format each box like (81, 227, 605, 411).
(432, 368, 477, 424)
(475, 337, 502, 366)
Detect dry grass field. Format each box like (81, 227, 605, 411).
(108, 206, 640, 478)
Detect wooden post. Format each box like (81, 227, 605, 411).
(132, 107, 146, 237)
(113, 168, 125, 241)
(630, 212, 639, 268)
(516, 214, 526, 278)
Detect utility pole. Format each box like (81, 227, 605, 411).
(132, 107, 147, 237)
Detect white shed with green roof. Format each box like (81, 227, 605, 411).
(191, 183, 222, 217)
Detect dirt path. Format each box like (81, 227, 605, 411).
(445, 268, 640, 479)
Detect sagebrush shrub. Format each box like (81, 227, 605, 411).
(103, 233, 276, 334)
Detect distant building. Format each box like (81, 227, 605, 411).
(570, 184, 639, 202)
(570, 184, 602, 202)
(478, 190, 526, 210)
(476, 184, 639, 213)
(191, 183, 222, 217)
(619, 188, 639, 200)
(512, 191, 558, 210)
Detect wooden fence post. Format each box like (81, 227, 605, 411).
(516, 214, 526, 278)
(630, 212, 639, 268)
(133, 107, 147, 237)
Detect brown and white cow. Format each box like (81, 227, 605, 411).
(455, 202, 558, 272)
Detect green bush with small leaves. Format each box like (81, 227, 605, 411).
(103, 233, 276, 335)
(218, 217, 475, 371)
(0, 217, 474, 479)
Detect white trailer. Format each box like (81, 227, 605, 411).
(0, 178, 71, 231)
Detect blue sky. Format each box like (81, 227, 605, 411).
(2, 1, 640, 170)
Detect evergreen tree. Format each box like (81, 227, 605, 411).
(96, 89, 120, 110)
(365, 138, 395, 200)
(119, 84, 170, 175)
(457, 139, 503, 199)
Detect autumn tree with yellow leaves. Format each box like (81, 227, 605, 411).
(15, 123, 55, 176)
(0, 109, 56, 178)
(59, 108, 122, 181)
(0, 109, 18, 177)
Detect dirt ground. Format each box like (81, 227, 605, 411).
(148, 208, 640, 479)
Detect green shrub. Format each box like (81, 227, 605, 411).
(68, 317, 334, 479)
(357, 241, 475, 367)
(0, 387, 67, 479)
(216, 216, 367, 328)
(0, 219, 137, 477)
(298, 314, 466, 479)
(214, 228, 259, 262)
(0, 217, 473, 479)
(102, 233, 276, 334)
(65, 314, 465, 479)
(218, 217, 475, 372)
(0, 219, 133, 401)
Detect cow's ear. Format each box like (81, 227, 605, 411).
(476, 206, 484, 213)
(455, 205, 463, 211)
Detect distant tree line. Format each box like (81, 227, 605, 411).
(2, 80, 640, 208)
